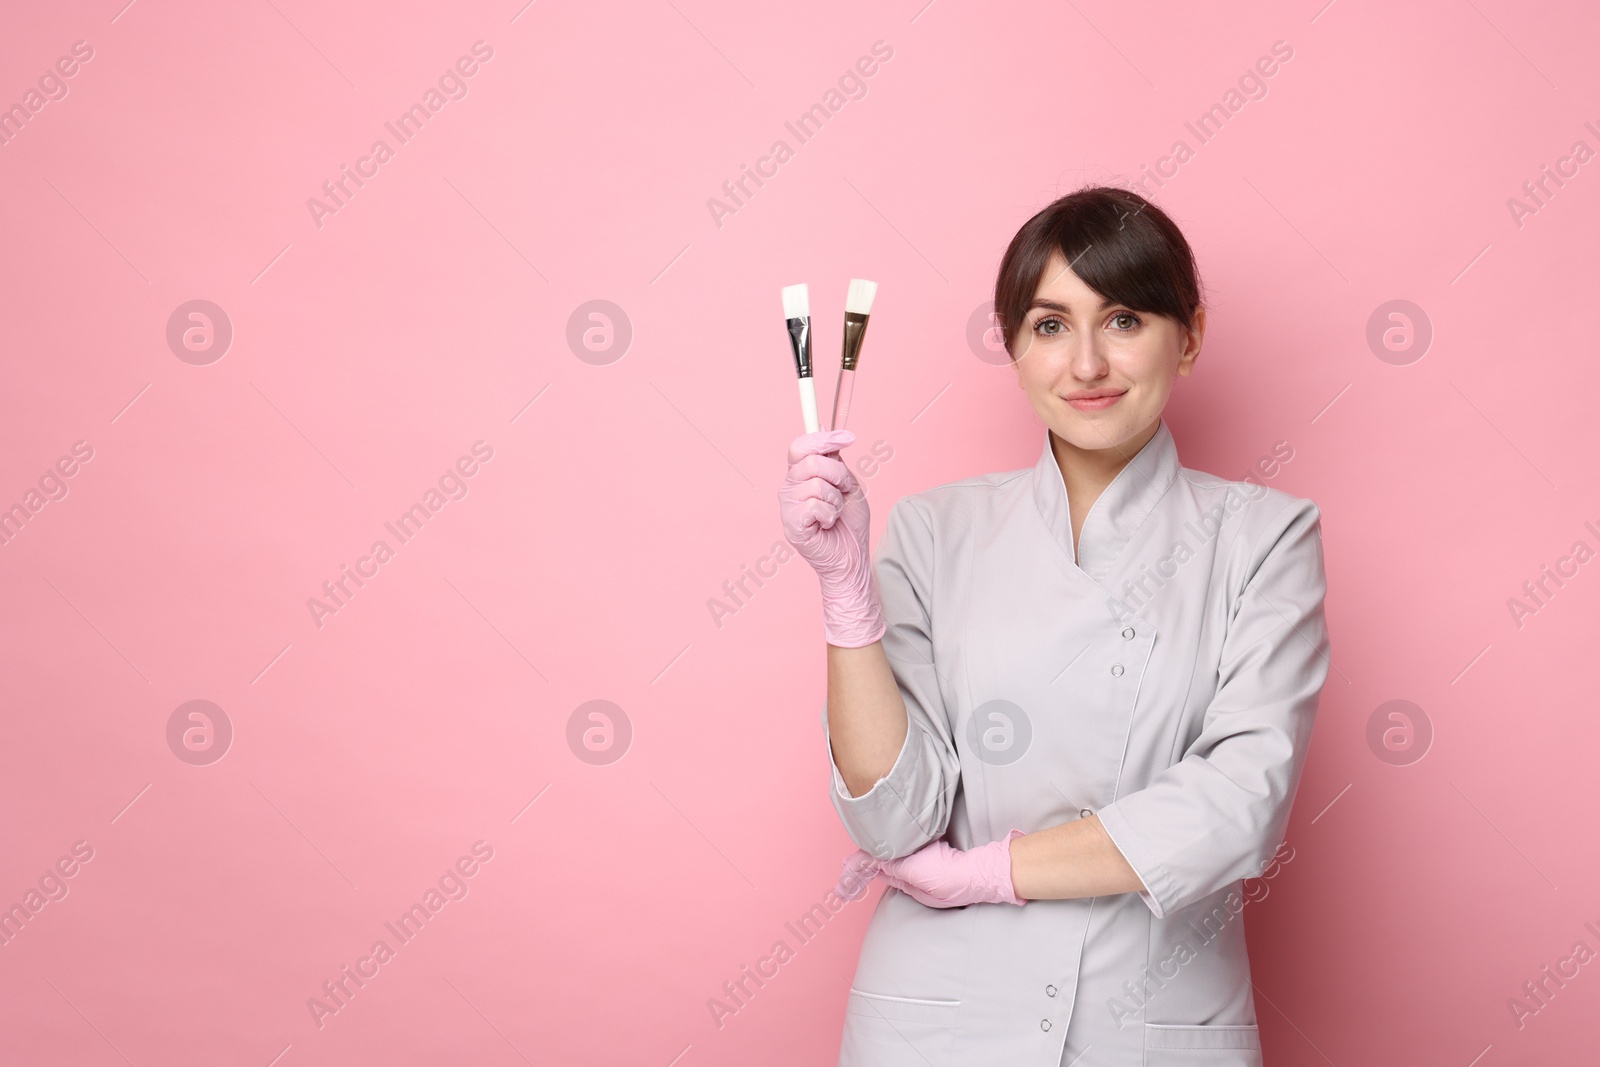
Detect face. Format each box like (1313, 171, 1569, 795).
(1011, 252, 1204, 459)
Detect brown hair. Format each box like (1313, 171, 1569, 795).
(992, 186, 1203, 358)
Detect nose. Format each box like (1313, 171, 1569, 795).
(1063, 330, 1111, 382)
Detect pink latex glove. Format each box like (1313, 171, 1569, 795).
(778, 428, 886, 648)
(839, 831, 1029, 908)
(834, 849, 880, 903)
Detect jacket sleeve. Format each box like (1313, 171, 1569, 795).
(820, 495, 963, 859)
(1094, 497, 1331, 918)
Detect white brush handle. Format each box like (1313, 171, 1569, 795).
(797, 377, 819, 434)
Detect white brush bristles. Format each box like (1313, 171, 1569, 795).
(845, 279, 878, 316)
(782, 283, 810, 320)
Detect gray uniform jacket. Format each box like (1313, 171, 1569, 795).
(822, 418, 1330, 1067)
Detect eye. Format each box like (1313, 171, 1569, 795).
(1110, 312, 1142, 331)
(1033, 315, 1065, 336)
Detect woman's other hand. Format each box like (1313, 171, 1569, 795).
(839, 831, 1028, 908)
(778, 429, 885, 647)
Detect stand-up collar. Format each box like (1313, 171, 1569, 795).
(1030, 417, 1181, 580)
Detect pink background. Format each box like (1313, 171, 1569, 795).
(2, 0, 1597, 1063)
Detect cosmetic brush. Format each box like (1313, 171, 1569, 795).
(782, 283, 819, 433)
(830, 279, 878, 431)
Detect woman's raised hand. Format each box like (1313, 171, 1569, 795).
(778, 429, 886, 648)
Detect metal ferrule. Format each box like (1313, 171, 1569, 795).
(787, 317, 813, 377)
(840, 312, 870, 370)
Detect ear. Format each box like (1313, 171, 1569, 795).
(1176, 305, 1205, 377)
(1008, 328, 1036, 377)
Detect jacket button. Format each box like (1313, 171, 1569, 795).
(1121, 627, 1135, 639)
(1046, 984, 1057, 997)
(1110, 663, 1124, 676)
(1040, 1019, 1052, 1031)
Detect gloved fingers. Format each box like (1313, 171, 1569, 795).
(797, 475, 846, 516)
(841, 848, 884, 876)
(784, 448, 854, 495)
(836, 849, 883, 900)
(787, 428, 856, 467)
(879, 842, 968, 898)
(778, 485, 847, 543)
(879, 838, 957, 879)
(881, 872, 951, 909)
(799, 496, 841, 534)
(835, 459, 861, 497)
(876, 868, 910, 895)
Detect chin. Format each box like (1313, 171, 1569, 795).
(1050, 410, 1149, 453)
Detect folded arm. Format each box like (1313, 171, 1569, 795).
(1007, 813, 1147, 900)
(1087, 499, 1330, 916)
(1012, 499, 1329, 911)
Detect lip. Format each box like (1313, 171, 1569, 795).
(1063, 389, 1126, 411)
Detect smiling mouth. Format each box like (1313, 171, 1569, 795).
(1064, 391, 1126, 410)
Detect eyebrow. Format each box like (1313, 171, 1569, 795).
(1026, 297, 1118, 315)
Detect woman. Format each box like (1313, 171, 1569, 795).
(778, 186, 1331, 1067)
